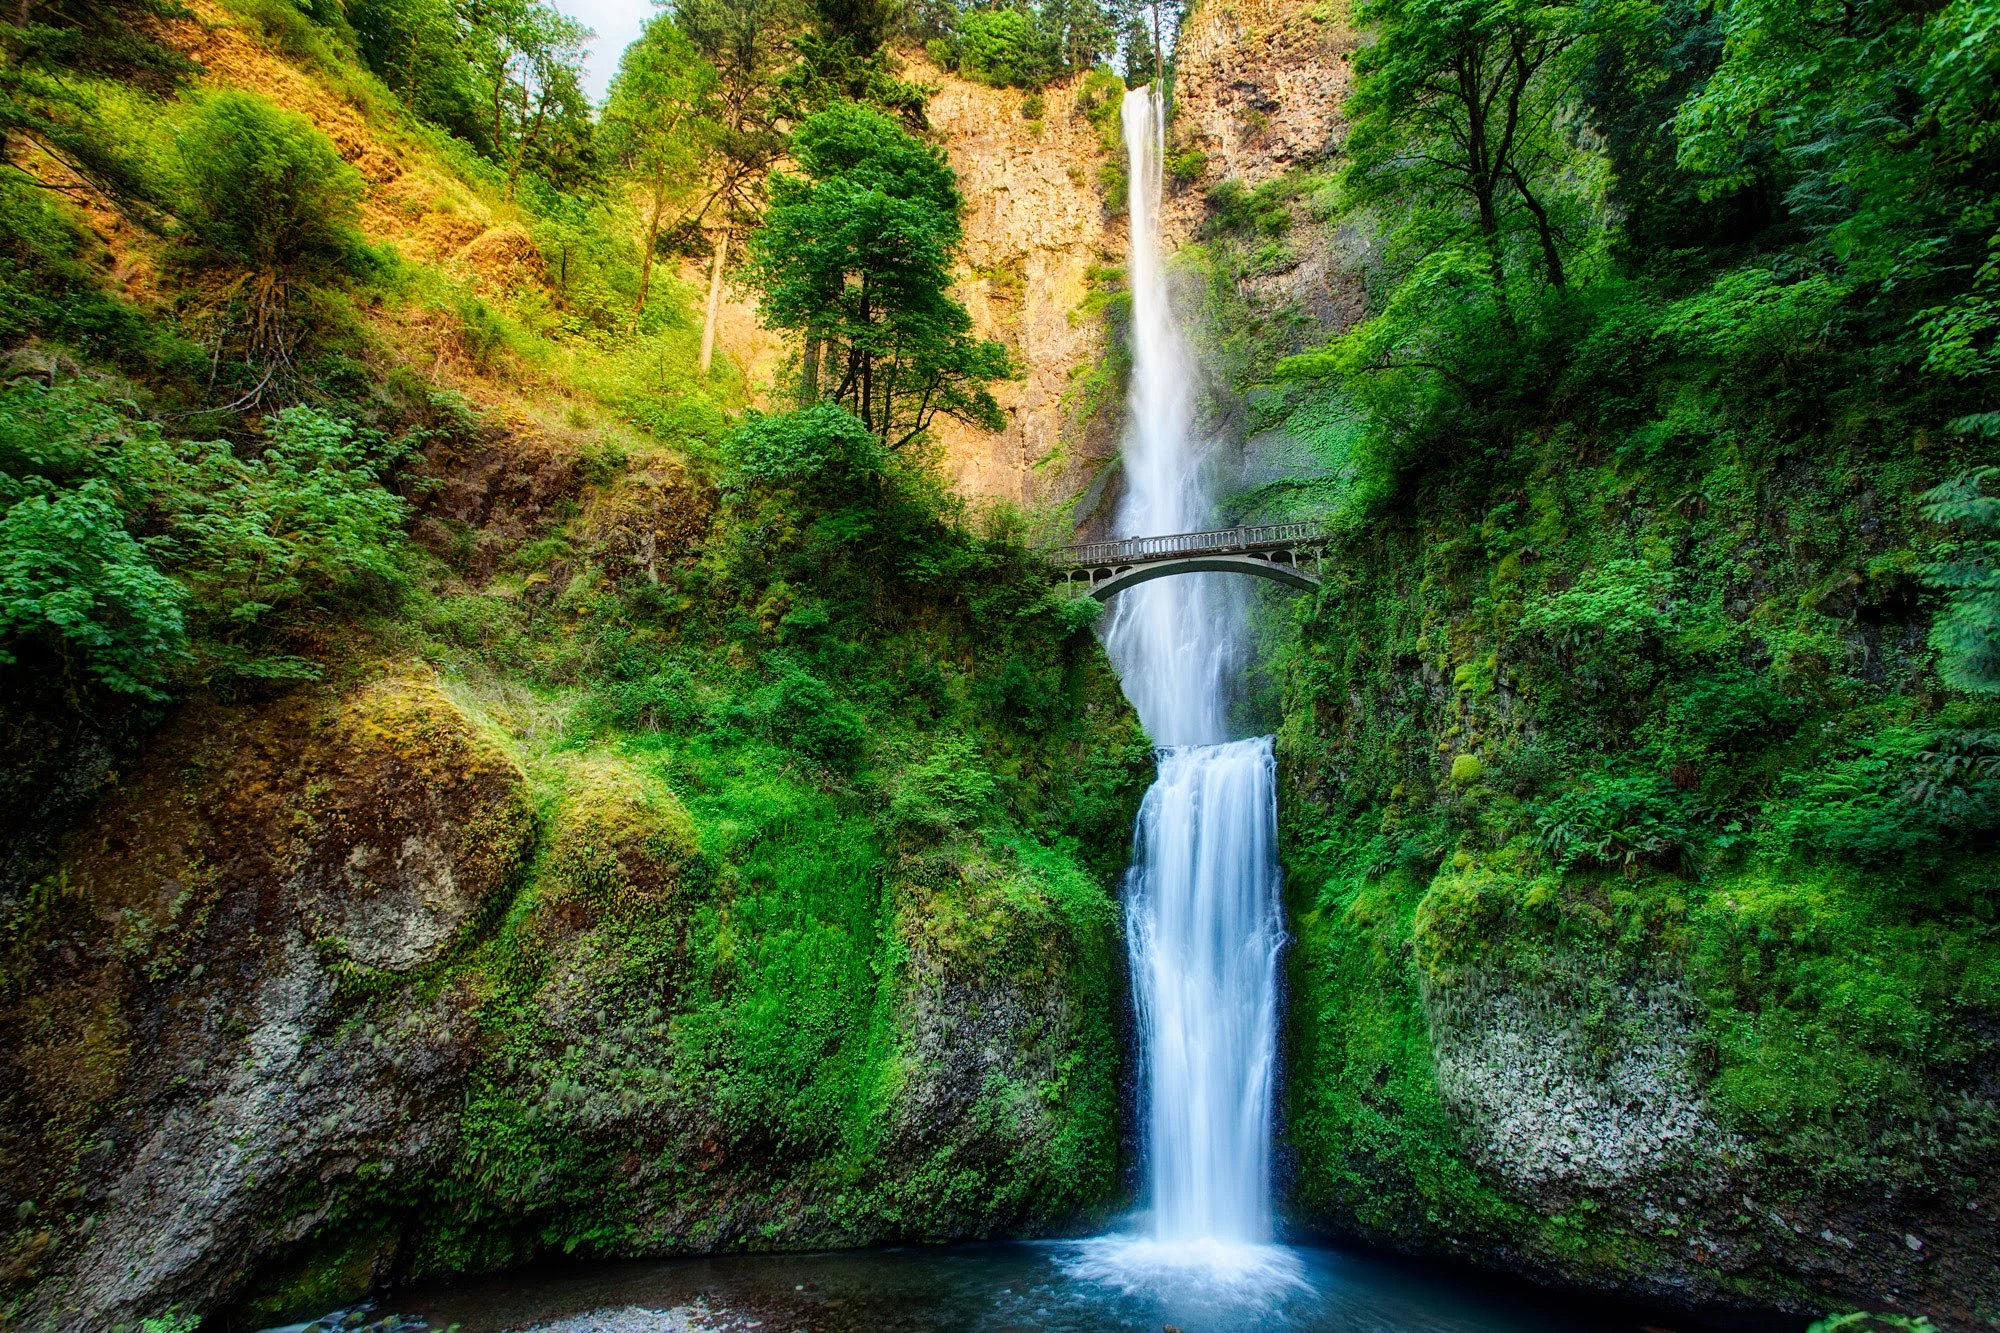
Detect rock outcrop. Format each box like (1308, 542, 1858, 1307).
(2, 675, 533, 1331)
(1165, 0, 1360, 241)
(905, 56, 1125, 517)
(1424, 976, 1746, 1193)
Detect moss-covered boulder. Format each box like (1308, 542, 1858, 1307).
(0, 671, 533, 1331)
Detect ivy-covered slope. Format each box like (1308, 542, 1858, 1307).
(0, 0, 1151, 1327)
(1, 401, 1150, 1331)
(1165, 0, 2000, 1320)
(1272, 411, 1998, 1325)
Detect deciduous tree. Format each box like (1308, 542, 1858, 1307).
(744, 102, 1013, 447)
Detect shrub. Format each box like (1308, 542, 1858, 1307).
(170, 407, 409, 635)
(592, 665, 705, 733)
(0, 477, 186, 696)
(1768, 727, 2000, 864)
(723, 404, 886, 496)
(957, 9, 1050, 88)
(0, 379, 184, 696)
(176, 90, 366, 278)
(755, 656, 866, 770)
(1533, 770, 1699, 873)
(1166, 147, 1206, 184)
(891, 734, 997, 832)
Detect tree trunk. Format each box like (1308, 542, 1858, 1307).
(1510, 168, 1566, 289)
(802, 329, 821, 405)
(699, 227, 728, 374)
(635, 170, 666, 320)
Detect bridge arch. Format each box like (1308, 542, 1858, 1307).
(1076, 553, 1321, 602)
(1049, 522, 1328, 603)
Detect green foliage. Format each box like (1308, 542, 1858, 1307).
(347, 0, 491, 148)
(347, 0, 597, 190)
(0, 176, 155, 359)
(0, 475, 187, 697)
(1202, 178, 1292, 239)
(0, 0, 193, 221)
(1533, 770, 1697, 873)
(957, 8, 1049, 87)
(139, 1312, 202, 1333)
(924, 0, 1118, 86)
(0, 380, 413, 697)
(1921, 462, 2000, 696)
(1342, 0, 1592, 300)
(891, 733, 997, 832)
(0, 380, 184, 696)
(169, 407, 409, 639)
(723, 402, 886, 492)
(1271, 0, 2000, 1279)
(1165, 146, 1205, 184)
(745, 102, 1014, 447)
(602, 15, 722, 318)
(175, 91, 367, 278)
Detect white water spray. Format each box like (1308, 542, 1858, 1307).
(1073, 86, 1292, 1286)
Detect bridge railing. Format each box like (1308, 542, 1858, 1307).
(1047, 521, 1327, 569)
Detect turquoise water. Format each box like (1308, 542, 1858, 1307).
(385, 1239, 1662, 1333)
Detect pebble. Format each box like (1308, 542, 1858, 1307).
(522, 1307, 703, 1333)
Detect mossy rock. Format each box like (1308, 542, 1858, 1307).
(532, 753, 700, 939)
(289, 674, 535, 972)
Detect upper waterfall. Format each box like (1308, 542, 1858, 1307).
(1102, 86, 1254, 749)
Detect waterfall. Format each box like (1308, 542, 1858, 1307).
(1089, 84, 1290, 1268)
(1125, 739, 1285, 1243)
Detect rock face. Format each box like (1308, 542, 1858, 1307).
(1157, 0, 1371, 352)
(2, 676, 534, 1331)
(1164, 0, 1360, 242)
(0, 660, 1140, 1328)
(1424, 978, 1744, 1191)
(910, 56, 1125, 516)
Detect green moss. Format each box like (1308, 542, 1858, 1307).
(228, 1222, 399, 1328)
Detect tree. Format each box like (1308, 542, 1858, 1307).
(1037, 0, 1117, 74)
(675, 0, 801, 368)
(1115, 0, 1179, 83)
(744, 102, 1013, 447)
(602, 15, 721, 320)
(467, 0, 595, 197)
(349, 0, 493, 152)
(1343, 0, 1583, 306)
(958, 8, 1049, 87)
(175, 91, 367, 402)
(1673, 0, 2000, 381)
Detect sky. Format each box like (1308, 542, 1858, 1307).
(553, 0, 655, 102)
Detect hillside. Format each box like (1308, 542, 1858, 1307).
(1161, 0, 2000, 1322)
(0, 0, 1152, 1326)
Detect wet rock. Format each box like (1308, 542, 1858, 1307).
(4, 673, 533, 1331)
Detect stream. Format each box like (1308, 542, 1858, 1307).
(380, 1241, 1634, 1332)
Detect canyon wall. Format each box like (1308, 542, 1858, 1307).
(1162, 0, 1999, 1326)
(909, 57, 1125, 518)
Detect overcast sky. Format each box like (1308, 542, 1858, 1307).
(553, 0, 655, 102)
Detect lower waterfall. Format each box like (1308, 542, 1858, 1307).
(1126, 737, 1286, 1244)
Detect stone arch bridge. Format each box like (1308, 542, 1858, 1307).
(1048, 522, 1328, 602)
